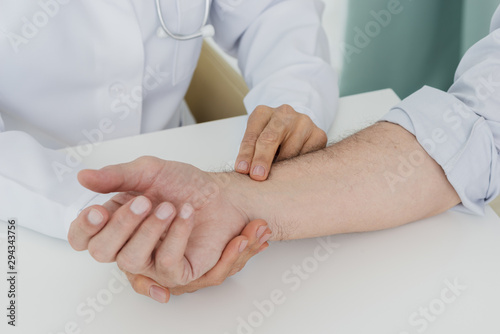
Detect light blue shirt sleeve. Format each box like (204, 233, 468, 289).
(381, 5, 500, 215)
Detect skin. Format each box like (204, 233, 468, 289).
(125, 220, 270, 303)
(69, 104, 323, 302)
(69, 122, 461, 301)
(235, 105, 327, 181)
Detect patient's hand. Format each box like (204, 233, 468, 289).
(235, 104, 327, 181)
(68, 157, 271, 288)
(125, 219, 270, 303)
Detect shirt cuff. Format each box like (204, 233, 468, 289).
(379, 86, 499, 215)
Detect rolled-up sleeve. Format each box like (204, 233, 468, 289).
(381, 6, 500, 215)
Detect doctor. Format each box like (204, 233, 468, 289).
(0, 0, 337, 239)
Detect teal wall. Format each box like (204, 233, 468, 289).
(339, 0, 500, 99)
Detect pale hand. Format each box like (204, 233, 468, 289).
(68, 157, 261, 288)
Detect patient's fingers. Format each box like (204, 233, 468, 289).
(125, 272, 170, 304)
(116, 202, 176, 274)
(148, 203, 195, 286)
(68, 192, 136, 251)
(68, 205, 110, 251)
(87, 196, 152, 263)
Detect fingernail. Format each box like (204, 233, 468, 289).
(252, 165, 265, 177)
(149, 285, 167, 303)
(237, 161, 249, 172)
(259, 233, 272, 245)
(155, 202, 174, 220)
(239, 240, 248, 253)
(130, 196, 150, 215)
(256, 226, 267, 239)
(179, 203, 194, 220)
(88, 209, 103, 226)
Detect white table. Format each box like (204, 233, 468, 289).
(2, 89, 499, 334)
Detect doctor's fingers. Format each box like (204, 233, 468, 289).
(235, 106, 274, 175)
(125, 272, 171, 304)
(227, 220, 271, 277)
(87, 196, 153, 263)
(116, 202, 176, 274)
(276, 121, 327, 162)
(170, 220, 271, 295)
(249, 105, 306, 180)
(299, 127, 328, 155)
(145, 203, 195, 287)
(168, 235, 248, 295)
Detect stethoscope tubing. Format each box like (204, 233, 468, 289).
(155, 0, 213, 40)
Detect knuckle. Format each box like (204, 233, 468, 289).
(156, 255, 175, 273)
(170, 289, 184, 296)
(67, 233, 84, 251)
(116, 252, 140, 274)
(228, 267, 241, 277)
(136, 155, 155, 164)
(115, 211, 138, 230)
(278, 104, 295, 114)
(257, 131, 280, 145)
(139, 221, 161, 239)
(273, 109, 295, 127)
(316, 130, 328, 146)
(253, 105, 271, 115)
(211, 277, 224, 286)
(88, 244, 113, 263)
(130, 282, 142, 294)
(135, 155, 161, 170)
(241, 132, 260, 145)
(297, 113, 312, 124)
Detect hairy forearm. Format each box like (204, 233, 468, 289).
(221, 122, 460, 240)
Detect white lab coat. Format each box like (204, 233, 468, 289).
(0, 0, 338, 239)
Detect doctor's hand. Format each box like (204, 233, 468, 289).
(124, 219, 270, 303)
(235, 104, 327, 181)
(68, 157, 271, 288)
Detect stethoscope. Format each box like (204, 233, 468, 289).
(155, 0, 215, 40)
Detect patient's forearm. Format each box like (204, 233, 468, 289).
(222, 122, 460, 240)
